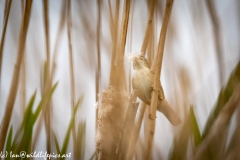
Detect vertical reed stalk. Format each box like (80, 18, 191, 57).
(95, 0, 102, 143)
(118, 0, 131, 60)
(66, 0, 78, 159)
(141, 0, 156, 55)
(67, 0, 74, 110)
(43, 0, 51, 71)
(20, 0, 26, 116)
(107, 0, 114, 40)
(126, 102, 147, 160)
(127, 1, 156, 158)
(115, 0, 131, 90)
(109, 0, 120, 86)
(144, 0, 156, 155)
(96, 0, 102, 102)
(20, 56, 27, 116)
(96, 2, 102, 159)
(0, 0, 12, 82)
(21, 0, 25, 12)
(128, 0, 134, 94)
(32, 0, 67, 150)
(43, 0, 52, 154)
(117, 4, 136, 157)
(117, 94, 139, 160)
(145, 0, 174, 159)
(206, 0, 224, 87)
(0, 0, 33, 152)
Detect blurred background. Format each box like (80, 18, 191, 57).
(0, 0, 240, 159)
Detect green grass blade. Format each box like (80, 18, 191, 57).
(198, 62, 240, 159)
(21, 91, 36, 130)
(60, 96, 83, 157)
(10, 92, 36, 153)
(76, 120, 86, 159)
(225, 122, 240, 159)
(33, 82, 58, 123)
(203, 62, 240, 137)
(169, 106, 202, 160)
(18, 123, 34, 152)
(5, 126, 13, 154)
(169, 114, 190, 160)
(7, 94, 34, 154)
(190, 106, 202, 147)
(54, 133, 61, 154)
(11, 127, 22, 153)
(11, 83, 58, 153)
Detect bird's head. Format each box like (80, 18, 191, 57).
(132, 55, 149, 70)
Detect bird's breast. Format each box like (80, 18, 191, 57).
(132, 69, 153, 104)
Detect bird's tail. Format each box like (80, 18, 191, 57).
(157, 99, 181, 126)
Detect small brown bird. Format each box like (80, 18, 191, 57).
(132, 55, 181, 126)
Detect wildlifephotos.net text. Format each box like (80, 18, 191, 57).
(0, 151, 71, 159)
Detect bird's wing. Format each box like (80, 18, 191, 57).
(158, 84, 165, 100)
(150, 71, 165, 100)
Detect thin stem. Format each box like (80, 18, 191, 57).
(117, 94, 139, 160)
(115, 0, 131, 90)
(66, 0, 78, 159)
(43, 0, 52, 154)
(20, 0, 26, 117)
(0, 0, 33, 152)
(20, 56, 27, 116)
(141, 0, 156, 55)
(95, 0, 102, 153)
(109, 0, 120, 86)
(206, 0, 224, 87)
(96, 0, 102, 102)
(0, 0, 12, 83)
(32, 0, 67, 150)
(127, 1, 157, 158)
(146, 0, 174, 159)
(126, 103, 147, 160)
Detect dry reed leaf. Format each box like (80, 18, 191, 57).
(194, 84, 240, 160)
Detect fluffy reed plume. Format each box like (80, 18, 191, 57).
(96, 86, 129, 159)
(95, 0, 131, 158)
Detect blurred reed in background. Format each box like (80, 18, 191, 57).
(0, 0, 239, 160)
